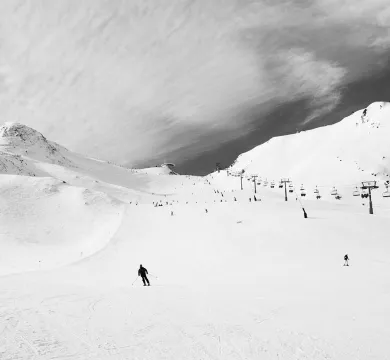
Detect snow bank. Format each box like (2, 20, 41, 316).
(0, 175, 124, 276)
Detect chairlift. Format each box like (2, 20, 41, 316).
(314, 187, 319, 194)
(352, 187, 360, 197)
(279, 182, 283, 188)
(383, 185, 390, 198)
(270, 181, 275, 188)
(330, 187, 338, 196)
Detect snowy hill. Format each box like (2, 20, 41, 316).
(0, 122, 204, 274)
(1, 111, 390, 359)
(0, 122, 198, 200)
(0, 122, 73, 169)
(0, 175, 124, 275)
(229, 102, 390, 189)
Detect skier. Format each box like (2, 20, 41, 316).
(344, 254, 349, 266)
(302, 208, 308, 218)
(138, 264, 150, 286)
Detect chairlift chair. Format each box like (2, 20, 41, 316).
(279, 182, 283, 188)
(383, 191, 390, 198)
(353, 187, 360, 196)
(314, 187, 319, 194)
(330, 187, 338, 196)
(383, 185, 390, 198)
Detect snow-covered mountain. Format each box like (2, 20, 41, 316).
(0, 122, 203, 274)
(0, 122, 195, 201)
(1, 106, 390, 359)
(229, 102, 390, 188)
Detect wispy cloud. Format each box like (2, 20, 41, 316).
(0, 0, 389, 166)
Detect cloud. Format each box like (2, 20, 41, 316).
(0, 0, 389, 167)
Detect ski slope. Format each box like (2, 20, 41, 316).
(229, 102, 390, 188)
(1, 109, 390, 359)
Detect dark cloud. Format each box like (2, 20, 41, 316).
(0, 0, 389, 171)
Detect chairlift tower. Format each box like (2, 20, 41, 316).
(240, 169, 245, 190)
(361, 181, 379, 215)
(281, 178, 291, 202)
(251, 175, 258, 193)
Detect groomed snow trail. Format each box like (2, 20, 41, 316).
(1, 183, 389, 359)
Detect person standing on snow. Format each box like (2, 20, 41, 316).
(344, 254, 349, 266)
(138, 264, 150, 286)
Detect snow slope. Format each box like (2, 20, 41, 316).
(1, 108, 390, 359)
(229, 102, 390, 188)
(0, 122, 201, 200)
(0, 175, 124, 275)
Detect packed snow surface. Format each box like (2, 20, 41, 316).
(1, 106, 390, 359)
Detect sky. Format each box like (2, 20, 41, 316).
(0, 0, 389, 174)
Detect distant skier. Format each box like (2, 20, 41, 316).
(138, 264, 150, 286)
(254, 195, 257, 202)
(344, 254, 349, 266)
(302, 208, 308, 218)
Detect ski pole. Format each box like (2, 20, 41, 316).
(132, 276, 139, 285)
(148, 274, 159, 279)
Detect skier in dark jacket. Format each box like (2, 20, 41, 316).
(138, 264, 150, 286)
(344, 254, 349, 266)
